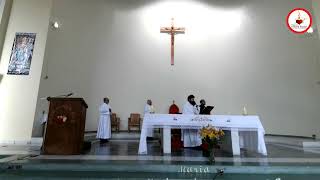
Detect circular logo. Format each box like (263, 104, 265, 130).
(286, 8, 312, 34)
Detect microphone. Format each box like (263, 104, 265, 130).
(57, 92, 73, 97)
(39, 92, 73, 100)
(66, 92, 73, 97)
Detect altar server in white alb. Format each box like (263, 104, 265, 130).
(182, 95, 201, 147)
(144, 99, 155, 138)
(96, 97, 112, 143)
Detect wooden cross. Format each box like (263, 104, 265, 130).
(160, 18, 185, 65)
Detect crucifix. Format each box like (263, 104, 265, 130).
(160, 18, 185, 65)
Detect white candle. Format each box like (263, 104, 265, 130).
(242, 106, 248, 116)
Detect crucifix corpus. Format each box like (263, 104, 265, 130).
(160, 18, 185, 66)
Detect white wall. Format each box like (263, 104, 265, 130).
(0, 0, 52, 142)
(34, 0, 320, 137)
(313, 0, 320, 38)
(0, 0, 12, 62)
(0, 0, 4, 22)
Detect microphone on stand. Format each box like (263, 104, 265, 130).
(56, 92, 74, 97)
(65, 92, 74, 97)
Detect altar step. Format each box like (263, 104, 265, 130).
(111, 132, 141, 140)
(30, 132, 160, 146)
(265, 135, 320, 148)
(1, 159, 320, 179)
(303, 142, 320, 148)
(30, 134, 320, 149)
(85, 132, 161, 141)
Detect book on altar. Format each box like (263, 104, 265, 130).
(202, 106, 214, 115)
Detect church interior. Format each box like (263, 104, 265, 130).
(0, 0, 320, 179)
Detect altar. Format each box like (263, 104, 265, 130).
(138, 114, 268, 156)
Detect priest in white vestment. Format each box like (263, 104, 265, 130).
(96, 97, 112, 143)
(182, 95, 202, 147)
(144, 99, 155, 138)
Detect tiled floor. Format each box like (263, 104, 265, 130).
(0, 134, 320, 164)
(85, 139, 320, 158)
(0, 135, 320, 180)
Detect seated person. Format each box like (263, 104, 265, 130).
(169, 100, 180, 114)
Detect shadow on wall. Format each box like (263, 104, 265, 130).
(0, 73, 2, 84)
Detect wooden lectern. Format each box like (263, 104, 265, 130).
(43, 97, 88, 155)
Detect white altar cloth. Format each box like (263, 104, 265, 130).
(138, 114, 267, 156)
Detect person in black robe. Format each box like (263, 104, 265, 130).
(199, 99, 206, 115)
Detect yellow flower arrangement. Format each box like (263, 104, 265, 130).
(199, 124, 225, 164)
(200, 124, 224, 140)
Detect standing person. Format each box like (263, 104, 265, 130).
(199, 99, 206, 115)
(182, 95, 199, 115)
(169, 100, 182, 150)
(144, 99, 155, 139)
(96, 97, 112, 143)
(144, 99, 155, 114)
(182, 95, 201, 148)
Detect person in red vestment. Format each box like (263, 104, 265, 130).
(169, 100, 182, 150)
(169, 100, 180, 114)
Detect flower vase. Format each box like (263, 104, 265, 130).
(201, 141, 215, 164)
(208, 149, 215, 164)
(200, 125, 225, 165)
(202, 149, 210, 157)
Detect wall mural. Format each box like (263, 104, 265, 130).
(7, 32, 36, 75)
